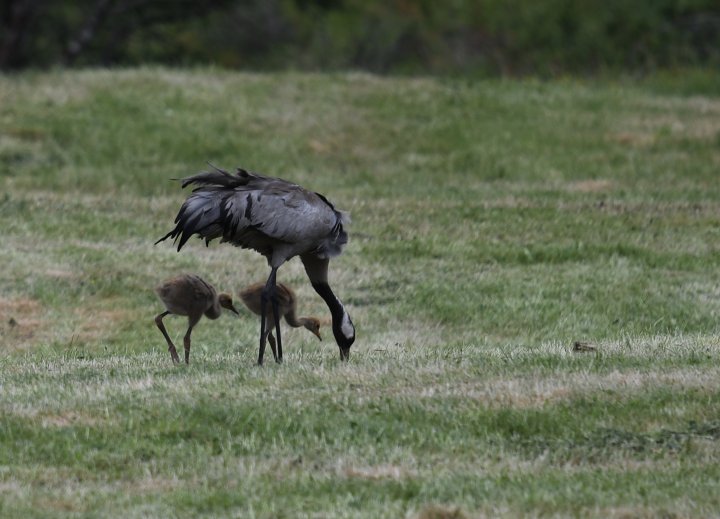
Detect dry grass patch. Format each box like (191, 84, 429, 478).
(39, 410, 103, 428)
(613, 104, 720, 146)
(0, 295, 41, 318)
(594, 505, 693, 519)
(365, 322, 447, 353)
(606, 131, 656, 148)
(0, 296, 47, 351)
(33, 498, 83, 514)
(119, 475, 186, 495)
(413, 504, 468, 519)
(485, 335, 720, 360)
(342, 463, 414, 481)
(567, 179, 615, 193)
(5, 406, 108, 428)
(71, 305, 134, 344)
(392, 366, 720, 410)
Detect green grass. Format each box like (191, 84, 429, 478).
(1, 67, 720, 517)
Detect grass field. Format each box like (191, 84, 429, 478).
(1, 68, 720, 518)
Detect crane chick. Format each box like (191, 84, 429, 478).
(155, 274, 239, 364)
(239, 281, 322, 363)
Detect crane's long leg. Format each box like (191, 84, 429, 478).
(259, 267, 281, 365)
(155, 311, 180, 364)
(268, 331, 278, 362)
(183, 328, 192, 365)
(184, 315, 200, 365)
(271, 293, 283, 363)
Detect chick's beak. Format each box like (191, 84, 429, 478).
(313, 330, 323, 341)
(229, 305, 240, 316)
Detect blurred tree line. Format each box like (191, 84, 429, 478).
(2, 0, 719, 74)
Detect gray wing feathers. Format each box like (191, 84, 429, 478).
(247, 190, 336, 243)
(156, 166, 348, 259)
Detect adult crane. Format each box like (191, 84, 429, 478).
(156, 165, 355, 364)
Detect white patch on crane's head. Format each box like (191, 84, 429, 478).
(340, 311, 355, 340)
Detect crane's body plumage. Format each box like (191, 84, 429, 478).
(158, 167, 348, 267)
(156, 165, 355, 364)
(156, 274, 220, 318)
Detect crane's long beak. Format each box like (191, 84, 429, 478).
(339, 347, 350, 361)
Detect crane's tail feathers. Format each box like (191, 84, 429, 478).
(156, 189, 228, 251)
(154, 231, 174, 246)
(205, 162, 250, 176)
(154, 226, 186, 251)
(206, 161, 226, 173)
(181, 165, 257, 189)
(181, 170, 231, 189)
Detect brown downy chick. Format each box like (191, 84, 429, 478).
(155, 274, 239, 364)
(239, 281, 322, 363)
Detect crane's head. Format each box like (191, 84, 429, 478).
(218, 293, 240, 315)
(307, 278, 355, 361)
(301, 317, 323, 341)
(335, 311, 355, 361)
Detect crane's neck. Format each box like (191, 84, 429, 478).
(311, 281, 354, 347)
(301, 254, 329, 284)
(204, 299, 222, 320)
(283, 308, 303, 328)
(301, 253, 355, 353)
